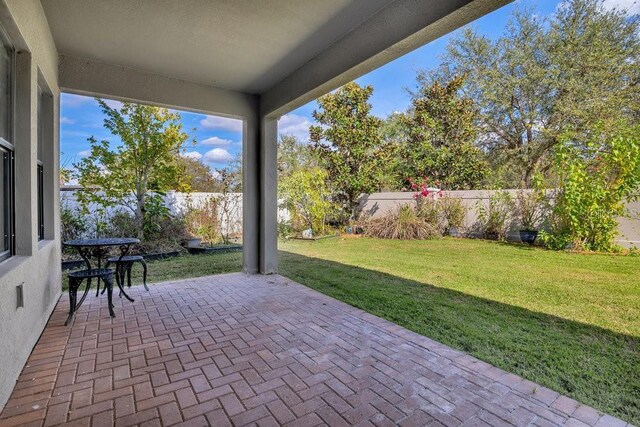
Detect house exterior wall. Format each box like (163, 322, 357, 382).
(359, 191, 640, 248)
(0, 0, 61, 410)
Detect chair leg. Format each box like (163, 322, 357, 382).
(99, 262, 111, 296)
(117, 263, 126, 298)
(141, 259, 149, 291)
(127, 263, 133, 288)
(105, 274, 115, 318)
(101, 268, 111, 295)
(65, 276, 80, 326)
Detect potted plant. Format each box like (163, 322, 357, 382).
(440, 196, 467, 237)
(516, 190, 545, 245)
(477, 191, 514, 240)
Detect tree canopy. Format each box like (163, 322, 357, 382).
(399, 75, 488, 190)
(310, 82, 387, 219)
(75, 101, 191, 239)
(424, 0, 640, 186)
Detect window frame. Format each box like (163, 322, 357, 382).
(0, 24, 15, 261)
(37, 85, 44, 241)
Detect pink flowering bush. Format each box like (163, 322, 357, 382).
(410, 178, 444, 230)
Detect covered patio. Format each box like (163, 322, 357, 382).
(0, 275, 623, 426)
(1, 0, 517, 410)
(0, 0, 632, 425)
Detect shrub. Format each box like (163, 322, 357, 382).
(477, 191, 514, 240)
(140, 214, 189, 253)
(184, 197, 220, 245)
(515, 190, 548, 231)
(412, 180, 444, 232)
(60, 203, 88, 259)
(61, 204, 87, 242)
(440, 196, 467, 231)
(366, 204, 440, 240)
(416, 197, 442, 230)
(544, 125, 640, 252)
(141, 193, 172, 238)
(107, 210, 189, 253)
(108, 211, 138, 238)
(277, 220, 294, 239)
(279, 167, 337, 236)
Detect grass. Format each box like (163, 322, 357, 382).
(62, 251, 242, 290)
(277, 237, 640, 424)
(62, 238, 639, 423)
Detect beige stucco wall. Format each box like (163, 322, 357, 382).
(0, 0, 61, 410)
(360, 190, 640, 248)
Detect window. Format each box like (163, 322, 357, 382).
(0, 27, 14, 260)
(37, 86, 44, 240)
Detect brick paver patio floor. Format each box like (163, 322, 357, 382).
(0, 273, 630, 427)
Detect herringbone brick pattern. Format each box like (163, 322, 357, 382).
(0, 273, 630, 426)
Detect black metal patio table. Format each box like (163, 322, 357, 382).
(63, 237, 140, 325)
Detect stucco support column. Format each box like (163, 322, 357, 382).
(242, 112, 278, 274)
(242, 114, 260, 274)
(260, 118, 278, 274)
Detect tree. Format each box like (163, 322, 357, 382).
(400, 75, 488, 190)
(279, 167, 336, 235)
(277, 135, 337, 235)
(377, 112, 407, 190)
(213, 167, 242, 244)
(544, 123, 640, 251)
(59, 156, 72, 186)
(426, 0, 640, 186)
(310, 82, 386, 220)
(75, 100, 191, 239)
(278, 134, 314, 177)
(176, 156, 223, 192)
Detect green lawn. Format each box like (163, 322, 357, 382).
(62, 250, 243, 291)
(63, 238, 639, 423)
(277, 238, 639, 424)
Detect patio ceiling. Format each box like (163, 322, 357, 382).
(40, 0, 511, 117)
(40, 0, 393, 94)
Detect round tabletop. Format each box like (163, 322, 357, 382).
(63, 238, 140, 247)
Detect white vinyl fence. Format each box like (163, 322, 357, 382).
(60, 187, 290, 239)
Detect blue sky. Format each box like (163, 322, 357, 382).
(60, 0, 637, 172)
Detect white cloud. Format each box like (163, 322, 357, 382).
(60, 116, 75, 125)
(201, 136, 233, 146)
(102, 99, 124, 109)
(602, 0, 639, 14)
(182, 151, 203, 160)
(278, 113, 313, 142)
(200, 115, 242, 132)
(61, 93, 93, 108)
(204, 148, 233, 163)
(77, 149, 92, 158)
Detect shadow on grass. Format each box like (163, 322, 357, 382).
(278, 250, 639, 425)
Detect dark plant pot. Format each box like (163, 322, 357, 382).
(519, 230, 538, 245)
